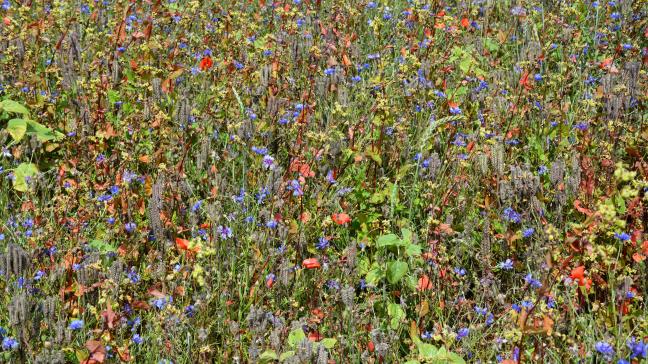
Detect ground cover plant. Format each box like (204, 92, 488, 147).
(0, 0, 647, 363)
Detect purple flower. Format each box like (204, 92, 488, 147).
(132, 334, 143, 344)
(525, 274, 542, 289)
(287, 179, 303, 197)
(316, 237, 330, 250)
(522, 228, 535, 238)
(457, 328, 469, 340)
(125, 222, 137, 233)
(217, 225, 232, 239)
(502, 208, 521, 223)
(262, 155, 275, 170)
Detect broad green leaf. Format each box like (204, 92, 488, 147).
(259, 350, 278, 363)
(388, 303, 405, 329)
(89, 239, 117, 253)
(405, 243, 422, 257)
(417, 342, 438, 358)
(12, 163, 38, 192)
(401, 228, 413, 244)
(447, 352, 466, 364)
(279, 351, 295, 361)
(7, 118, 27, 141)
(26, 120, 64, 142)
(365, 266, 383, 286)
(376, 233, 401, 247)
(321, 338, 337, 349)
(386, 261, 408, 284)
(1, 99, 29, 115)
(287, 328, 306, 348)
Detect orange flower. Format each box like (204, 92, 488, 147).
(199, 56, 213, 71)
(175, 237, 200, 253)
(332, 213, 351, 225)
(302, 258, 321, 269)
(570, 266, 592, 290)
(461, 17, 470, 28)
(417, 274, 433, 291)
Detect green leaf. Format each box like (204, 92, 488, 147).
(321, 338, 337, 349)
(259, 350, 278, 363)
(376, 233, 401, 247)
(12, 163, 38, 192)
(447, 352, 466, 364)
(88, 239, 117, 253)
(279, 351, 295, 361)
(387, 303, 405, 329)
(386, 261, 408, 284)
(401, 228, 413, 244)
(405, 243, 422, 257)
(365, 266, 384, 286)
(287, 328, 306, 348)
(7, 118, 27, 141)
(417, 342, 438, 358)
(26, 120, 64, 142)
(1, 99, 29, 115)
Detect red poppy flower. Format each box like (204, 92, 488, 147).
(570, 266, 592, 290)
(199, 56, 213, 71)
(461, 17, 470, 28)
(302, 258, 321, 269)
(176, 237, 200, 253)
(519, 71, 533, 91)
(332, 213, 351, 225)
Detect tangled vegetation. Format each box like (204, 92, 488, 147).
(0, 0, 647, 363)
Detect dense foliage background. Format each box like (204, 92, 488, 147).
(0, 0, 647, 363)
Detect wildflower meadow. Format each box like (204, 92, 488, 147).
(0, 0, 647, 363)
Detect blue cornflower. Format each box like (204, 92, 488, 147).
(502, 208, 521, 223)
(474, 306, 488, 315)
(124, 222, 137, 233)
(316, 237, 330, 250)
(287, 179, 303, 197)
(522, 228, 535, 238)
(1, 337, 18, 350)
(595, 342, 615, 359)
(217, 225, 232, 239)
(614, 232, 630, 241)
(525, 274, 542, 289)
(498, 259, 514, 270)
(262, 155, 275, 170)
(421, 331, 433, 340)
(132, 334, 143, 344)
(266, 220, 278, 229)
(127, 267, 140, 284)
(454, 267, 466, 276)
(69, 320, 84, 330)
(457, 328, 469, 340)
(191, 200, 203, 213)
(627, 337, 647, 359)
(184, 305, 195, 317)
